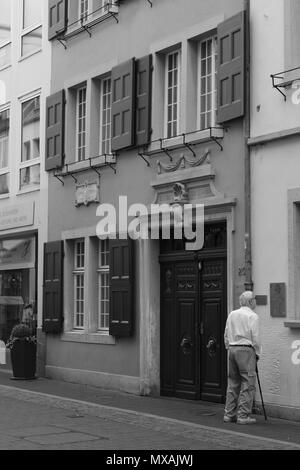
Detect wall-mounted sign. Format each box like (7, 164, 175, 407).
(270, 283, 286, 318)
(0, 202, 34, 231)
(75, 181, 99, 207)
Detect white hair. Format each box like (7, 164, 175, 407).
(239, 291, 255, 308)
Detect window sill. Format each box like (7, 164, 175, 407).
(147, 127, 224, 156)
(0, 193, 10, 200)
(284, 320, 300, 329)
(61, 331, 116, 345)
(0, 63, 11, 73)
(17, 187, 40, 196)
(18, 48, 42, 63)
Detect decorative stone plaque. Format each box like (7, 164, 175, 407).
(75, 181, 100, 207)
(270, 283, 286, 318)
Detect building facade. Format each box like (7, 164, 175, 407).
(0, 0, 51, 371)
(44, 0, 249, 403)
(250, 0, 300, 419)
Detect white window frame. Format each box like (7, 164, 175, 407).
(164, 49, 181, 139)
(198, 36, 218, 130)
(20, 0, 42, 59)
(99, 76, 112, 156)
(19, 92, 41, 193)
(73, 239, 85, 330)
(97, 239, 110, 332)
(0, 105, 10, 197)
(76, 86, 87, 162)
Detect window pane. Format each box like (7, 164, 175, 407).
(19, 164, 40, 190)
(166, 51, 180, 138)
(0, 0, 11, 44)
(21, 26, 42, 56)
(199, 37, 217, 130)
(77, 87, 87, 161)
(23, 0, 41, 29)
(21, 96, 40, 162)
(0, 173, 9, 195)
(0, 109, 9, 169)
(0, 43, 11, 68)
(100, 77, 112, 155)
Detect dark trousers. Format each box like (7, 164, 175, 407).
(224, 346, 256, 419)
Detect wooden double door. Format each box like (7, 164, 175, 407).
(160, 252, 227, 403)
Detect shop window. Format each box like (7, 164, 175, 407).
(99, 76, 112, 155)
(198, 36, 218, 130)
(164, 50, 181, 138)
(21, 0, 42, 57)
(73, 239, 85, 329)
(20, 96, 40, 191)
(98, 239, 110, 332)
(76, 86, 87, 161)
(0, 237, 36, 343)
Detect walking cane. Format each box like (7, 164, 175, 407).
(256, 363, 267, 421)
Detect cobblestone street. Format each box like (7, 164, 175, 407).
(0, 385, 299, 451)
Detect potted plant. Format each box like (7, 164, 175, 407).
(6, 323, 37, 380)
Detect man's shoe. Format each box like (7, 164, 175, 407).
(237, 417, 256, 425)
(223, 416, 237, 423)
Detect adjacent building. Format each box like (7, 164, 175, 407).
(250, 0, 300, 419)
(0, 0, 51, 372)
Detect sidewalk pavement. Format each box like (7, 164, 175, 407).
(0, 369, 299, 450)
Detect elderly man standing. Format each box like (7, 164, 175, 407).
(223, 291, 261, 425)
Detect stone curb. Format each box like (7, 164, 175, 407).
(0, 385, 299, 450)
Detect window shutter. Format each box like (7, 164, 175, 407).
(109, 238, 134, 337)
(43, 241, 64, 334)
(136, 55, 152, 147)
(48, 0, 68, 40)
(45, 90, 65, 171)
(111, 58, 136, 152)
(217, 11, 245, 123)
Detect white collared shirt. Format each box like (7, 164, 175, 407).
(224, 306, 261, 356)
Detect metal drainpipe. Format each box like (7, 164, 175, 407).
(244, 0, 253, 291)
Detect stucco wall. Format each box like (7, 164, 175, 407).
(251, 0, 300, 410)
(47, 0, 248, 388)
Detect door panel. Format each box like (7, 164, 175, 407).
(200, 259, 227, 403)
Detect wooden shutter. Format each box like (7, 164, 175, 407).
(136, 55, 152, 147)
(217, 11, 245, 123)
(48, 0, 68, 40)
(111, 58, 136, 152)
(45, 90, 65, 171)
(109, 238, 134, 337)
(43, 241, 64, 334)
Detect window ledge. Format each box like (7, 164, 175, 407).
(17, 187, 40, 196)
(18, 48, 42, 63)
(147, 127, 224, 156)
(0, 193, 10, 200)
(61, 331, 116, 345)
(0, 63, 11, 73)
(284, 320, 300, 329)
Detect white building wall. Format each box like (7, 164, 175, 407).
(250, 0, 300, 415)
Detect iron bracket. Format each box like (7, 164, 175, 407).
(81, 22, 92, 38)
(138, 149, 150, 167)
(147, 0, 153, 6)
(271, 74, 287, 101)
(54, 173, 65, 186)
(182, 133, 196, 158)
(56, 37, 67, 49)
(159, 139, 173, 161)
